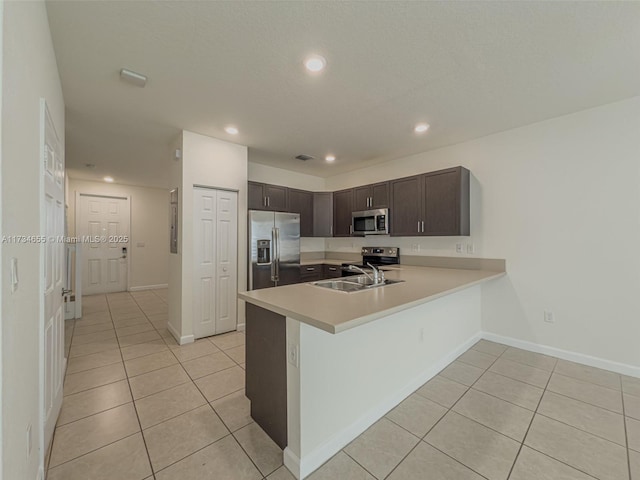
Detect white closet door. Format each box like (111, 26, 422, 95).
(193, 187, 238, 338)
(193, 188, 217, 338)
(214, 190, 238, 334)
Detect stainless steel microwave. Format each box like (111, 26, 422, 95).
(352, 208, 389, 236)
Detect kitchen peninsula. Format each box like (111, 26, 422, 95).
(239, 260, 505, 479)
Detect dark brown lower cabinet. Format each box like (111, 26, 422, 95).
(245, 304, 287, 449)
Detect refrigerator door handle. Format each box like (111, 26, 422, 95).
(270, 227, 277, 281)
(274, 227, 280, 281)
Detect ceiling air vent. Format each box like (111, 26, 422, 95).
(295, 154, 314, 161)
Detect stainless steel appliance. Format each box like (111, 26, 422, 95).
(352, 208, 389, 236)
(248, 210, 300, 290)
(341, 246, 399, 276)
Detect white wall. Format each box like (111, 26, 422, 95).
(67, 178, 169, 289)
(324, 97, 640, 368)
(1, 2, 65, 478)
(286, 286, 481, 478)
(169, 131, 248, 342)
(248, 162, 325, 192)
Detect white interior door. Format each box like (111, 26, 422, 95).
(214, 190, 238, 333)
(41, 100, 65, 455)
(78, 194, 130, 295)
(193, 187, 238, 338)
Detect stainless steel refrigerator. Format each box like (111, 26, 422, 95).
(248, 210, 300, 290)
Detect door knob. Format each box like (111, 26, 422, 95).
(223, 267, 228, 272)
(61, 288, 72, 297)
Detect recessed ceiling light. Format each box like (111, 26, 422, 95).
(304, 55, 327, 73)
(225, 126, 239, 135)
(414, 123, 430, 134)
(85, 163, 96, 169)
(104, 176, 114, 183)
(325, 155, 336, 162)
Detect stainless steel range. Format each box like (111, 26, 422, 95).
(342, 247, 399, 276)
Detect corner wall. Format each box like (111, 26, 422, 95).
(325, 97, 640, 368)
(66, 178, 169, 290)
(1, 2, 65, 478)
(169, 131, 248, 342)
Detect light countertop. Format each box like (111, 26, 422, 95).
(239, 265, 505, 334)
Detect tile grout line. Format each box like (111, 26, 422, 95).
(129, 291, 265, 477)
(421, 346, 510, 479)
(382, 343, 508, 480)
(106, 293, 157, 480)
(505, 354, 558, 479)
(621, 375, 633, 480)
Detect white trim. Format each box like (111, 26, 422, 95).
(167, 321, 194, 346)
(283, 448, 301, 479)
(236, 323, 246, 332)
(482, 332, 640, 378)
(129, 283, 168, 292)
(291, 331, 483, 480)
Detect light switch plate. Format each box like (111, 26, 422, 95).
(455, 243, 464, 254)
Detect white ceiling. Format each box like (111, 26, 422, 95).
(47, 1, 640, 188)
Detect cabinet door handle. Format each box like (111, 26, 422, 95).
(267, 196, 270, 207)
(328, 267, 337, 271)
(264, 196, 267, 207)
(417, 221, 421, 233)
(421, 221, 425, 232)
(306, 267, 315, 271)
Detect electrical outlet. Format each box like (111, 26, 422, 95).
(455, 243, 464, 254)
(466, 243, 475, 254)
(287, 342, 299, 368)
(544, 311, 555, 324)
(411, 244, 420, 253)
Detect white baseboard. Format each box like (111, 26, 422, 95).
(294, 331, 483, 480)
(236, 323, 246, 332)
(129, 283, 168, 292)
(482, 332, 640, 378)
(283, 448, 301, 479)
(167, 322, 194, 346)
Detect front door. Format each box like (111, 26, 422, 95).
(41, 100, 65, 454)
(78, 194, 130, 295)
(193, 187, 238, 338)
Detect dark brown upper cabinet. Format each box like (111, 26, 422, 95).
(353, 182, 389, 211)
(288, 189, 314, 237)
(248, 182, 288, 211)
(333, 189, 353, 237)
(390, 167, 470, 236)
(422, 168, 469, 236)
(313, 192, 333, 237)
(390, 176, 423, 236)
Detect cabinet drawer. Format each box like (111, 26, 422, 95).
(323, 264, 342, 278)
(300, 264, 323, 282)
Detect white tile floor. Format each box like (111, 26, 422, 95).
(48, 291, 640, 480)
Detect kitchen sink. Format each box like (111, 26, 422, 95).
(312, 275, 404, 293)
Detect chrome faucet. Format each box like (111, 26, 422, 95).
(347, 263, 385, 285)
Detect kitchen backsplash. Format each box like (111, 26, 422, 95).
(321, 236, 482, 257)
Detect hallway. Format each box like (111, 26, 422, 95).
(47, 289, 283, 479)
